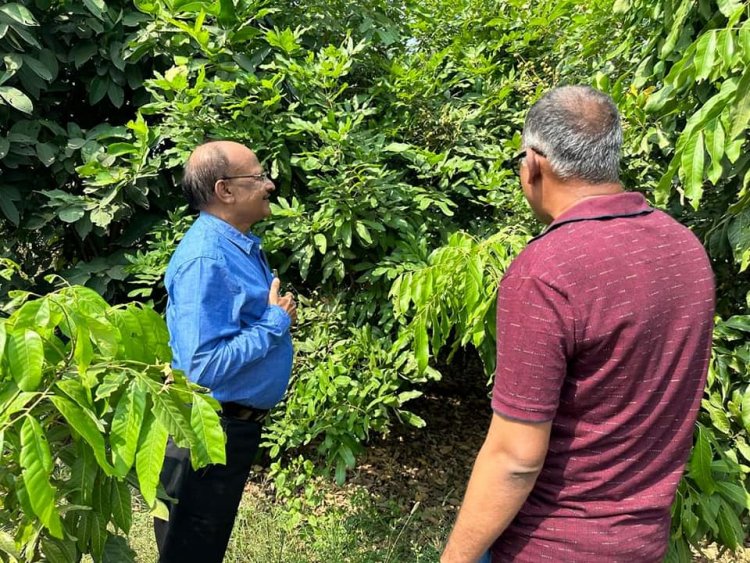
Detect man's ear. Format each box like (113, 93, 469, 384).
(525, 150, 542, 184)
(213, 178, 234, 204)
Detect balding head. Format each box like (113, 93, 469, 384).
(522, 86, 622, 184)
(182, 141, 249, 209)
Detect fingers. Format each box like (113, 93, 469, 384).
(268, 277, 280, 305)
(277, 292, 297, 325)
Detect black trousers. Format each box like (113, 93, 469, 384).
(153, 416, 262, 563)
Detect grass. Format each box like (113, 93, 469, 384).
(128, 487, 450, 563)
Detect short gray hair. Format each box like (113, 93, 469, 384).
(522, 85, 622, 184)
(181, 143, 230, 209)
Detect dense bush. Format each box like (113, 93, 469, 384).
(0, 0, 748, 560)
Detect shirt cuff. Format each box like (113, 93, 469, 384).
(266, 304, 292, 333)
(491, 395, 555, 423)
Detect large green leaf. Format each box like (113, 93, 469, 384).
(680, 130, 704, 209)
(135, 411, 168, 507)
(693, 30, 716, 82)
(689, 425, 715, 495)
(0, 529, 21, 560)
(728, 67, 750, 142)
(705, 118, 725, 185)
(102, 534, 135, 563)
(40, 537, 77, 563)
(716, 498, 743, 549)
(0, 86, 33, 114)
(56, 379, 93, 409)
(110, 380, 147, 476)
(22, 55, 54, 81)
(49, 396, 113, 475)
(7, 329, 44, 391)
(143, 378, 197, 449)
(716, 0, 744, 17)
(0, 3, 38, 26)
(83, 0, 107, 19)
(190, 394, 226, 467)
(414, 316, 428, 373)
(70, 444, 98, 505)
(110, 480, 132, 533)
(19, 416, 63, 538)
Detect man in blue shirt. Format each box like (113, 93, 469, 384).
(154, 141, 296, 562)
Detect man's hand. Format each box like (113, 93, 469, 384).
(269, 277, 297, 325)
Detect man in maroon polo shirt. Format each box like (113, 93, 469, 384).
(442, 86, 715, 562)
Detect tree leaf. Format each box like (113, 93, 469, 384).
(22, 55, 53, 81)
(355, 222, 373, 245)
(83, 0, 107, 19)
(110, 480, 132, 533)
(400, 410, 426, 428)
(716, 0, 743, 17)
(693, 31, 716, 82)
(704, 119, 725, 185)
(716, 498, 742, 549)
(144, 378, 197, 449)
(0, 3, 38, 26)
(40, 537, 77, 563)
(70, 444, 98, 505)
(716, 481, 750, 510)
(50, 395, 113, 475)
(102, 534, 135, 563)
(110, 380, 147, 476)
(135, 411, 168, 507)
(190, 394, 226, 467)
(0, 86, 33, 114)
(36, 141, 56, 166)
(8, 329, 44, 391)
(72, 42, 98, 68)
(0, 529, 21, 560)
(680, 130, 704, 209)
(741, 387, 750, 434)
(19, 416, 63, 538)
(89, 76, 109, 105)
(689, 425, 715, 494)
(107, 82, 124, 108)
(414, 316, 429, 373)
(0, 196, 19, 225)
(313, 233, 327, 254)
(728, 67, 750, 142)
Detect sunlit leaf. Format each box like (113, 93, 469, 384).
(19, 417, 63, 538)
(8, 329, 44, 391)
(135, 411, 168, 507)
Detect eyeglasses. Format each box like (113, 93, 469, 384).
(510, 147, 547, 165)
(220, 172, 270, 182)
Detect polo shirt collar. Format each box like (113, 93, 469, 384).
(199, 211, 260, 254)
(531, 192, 654, 242)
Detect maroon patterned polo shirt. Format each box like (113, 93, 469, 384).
(490, 192, 715, 562)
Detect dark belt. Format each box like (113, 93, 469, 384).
(220, 401, 268, 423)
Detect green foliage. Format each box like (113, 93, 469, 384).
(668, 311, 750, 559)
(264, 294, 432, 492)
(0, 283, 224, 561)
(2, 0, 749, 555)
(390, 229, 528, 375)
(0, 0, 171, 302)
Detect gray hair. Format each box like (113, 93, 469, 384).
(181, 143, 230, 209)
(522, 85, 622, 184)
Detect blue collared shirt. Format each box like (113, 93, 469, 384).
(165, 212, 293, 409)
